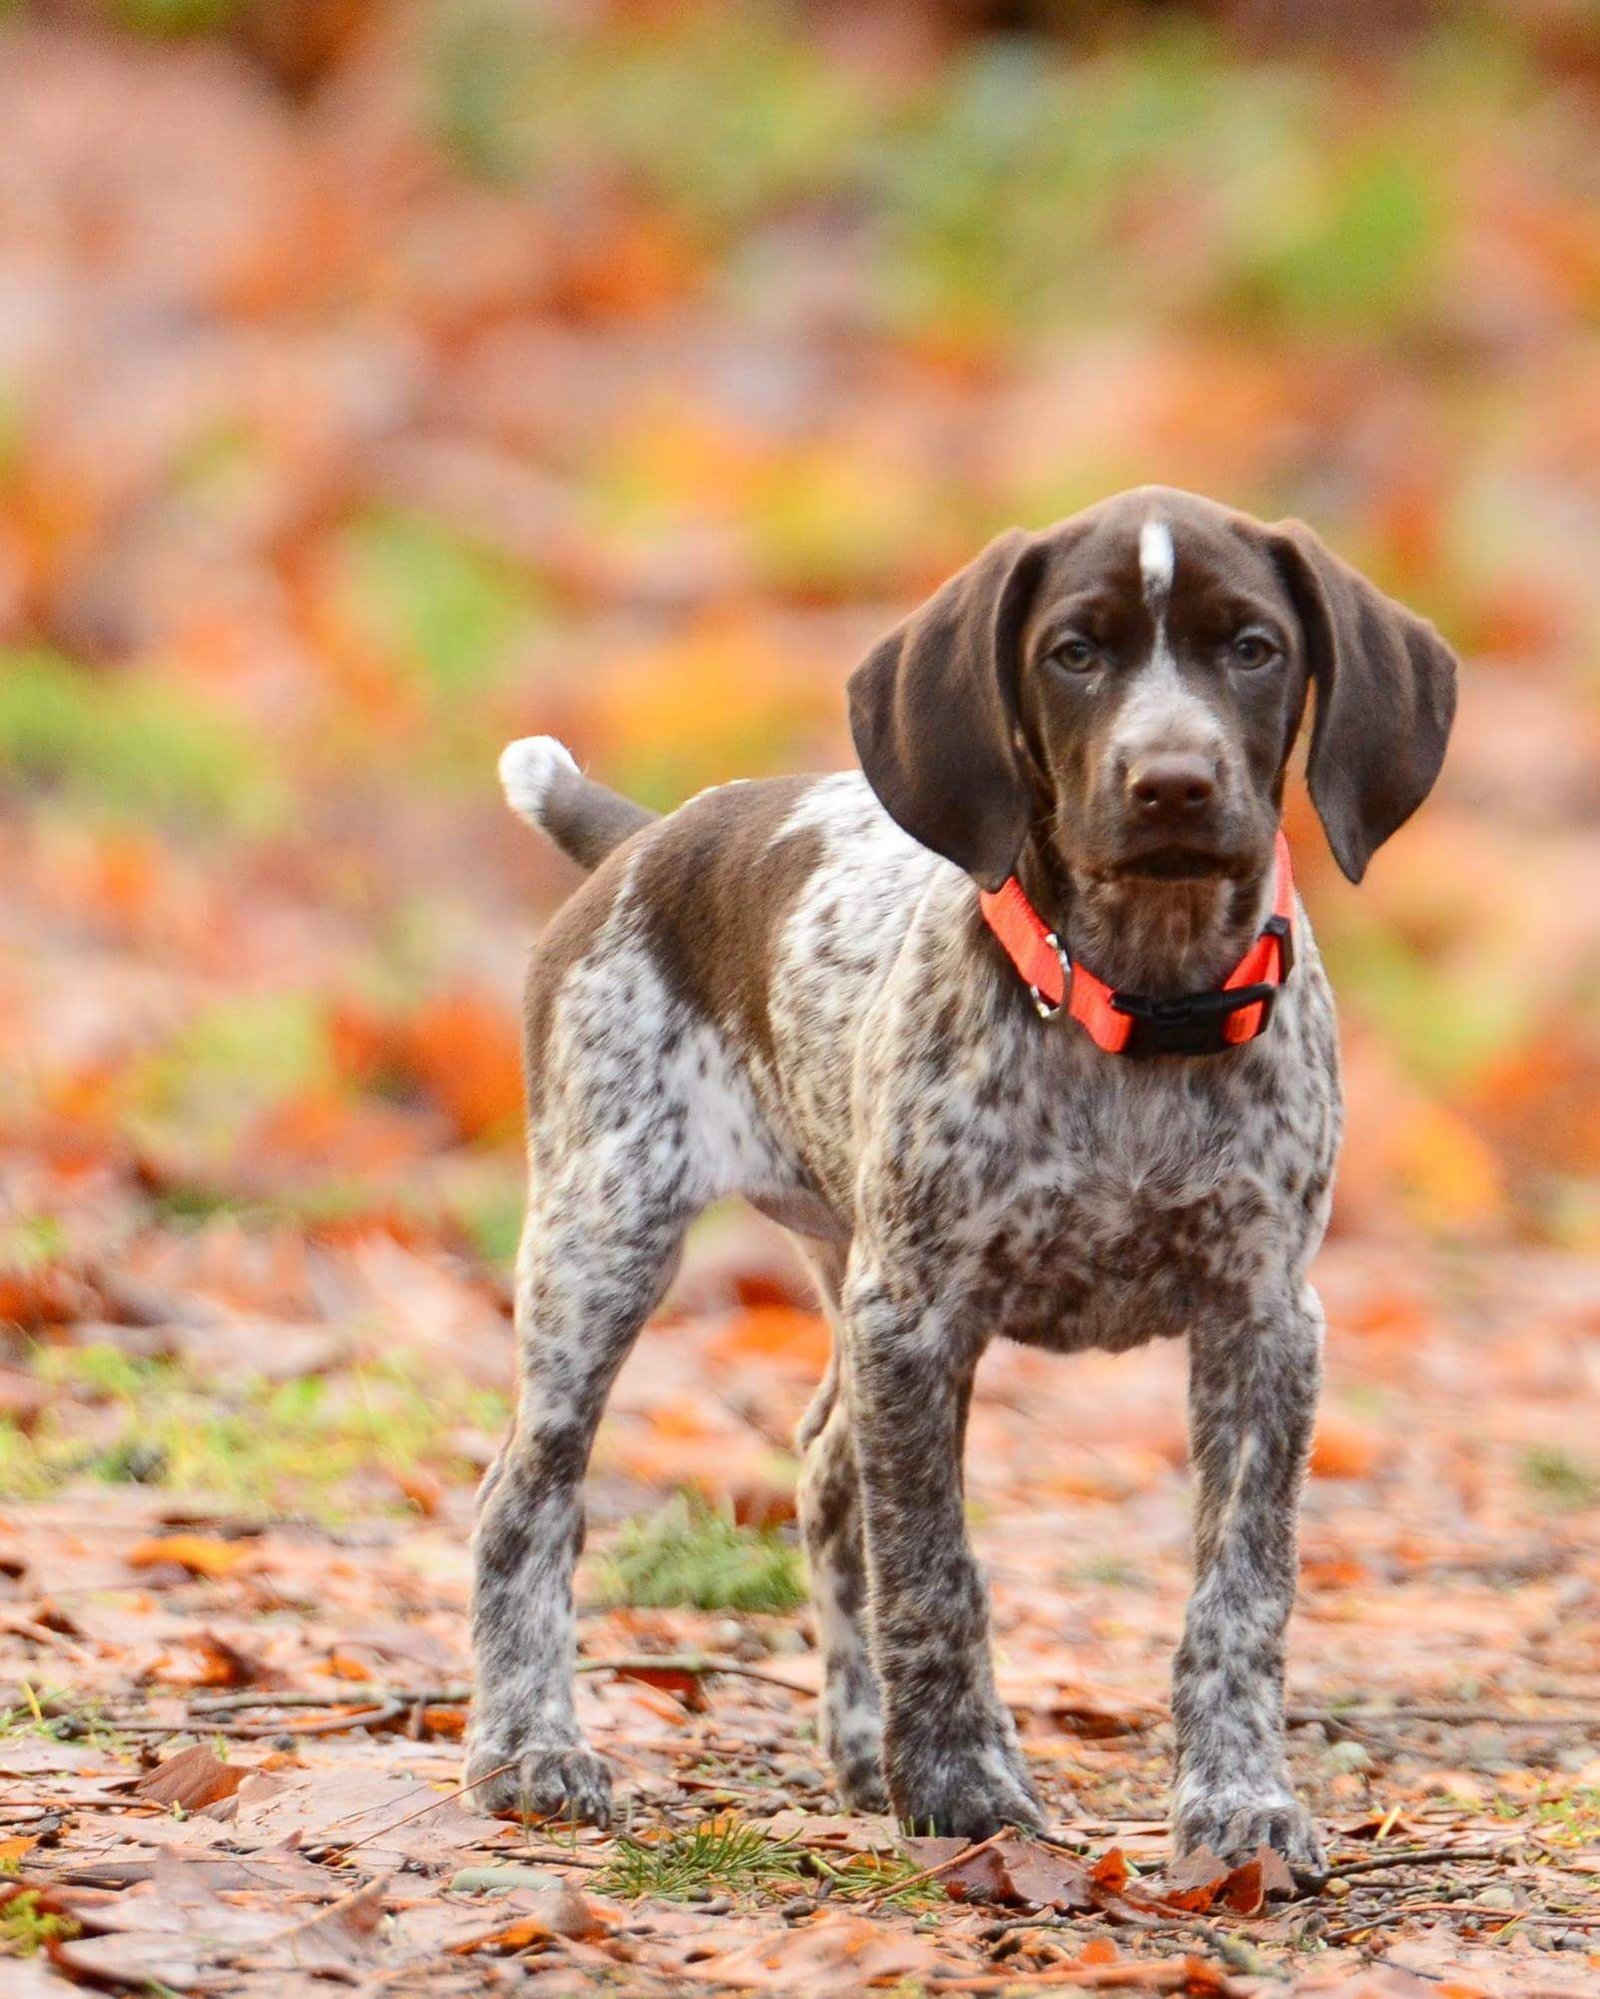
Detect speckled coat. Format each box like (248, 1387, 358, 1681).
(465, 488, 1457, 1869)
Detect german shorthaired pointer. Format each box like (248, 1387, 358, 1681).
(467, 487, 1457, 1867)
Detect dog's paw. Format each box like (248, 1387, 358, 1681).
(1174, 1795, 1324, 1875)
(891, 1744, 1045, 1840)
(832, 1756, 891, 1816)
(464, 1741, 613, 1827)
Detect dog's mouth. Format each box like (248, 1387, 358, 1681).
(1103, 844, 1243, 883)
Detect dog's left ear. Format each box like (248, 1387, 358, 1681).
(848, 528, 1045, 890)
(1271, 520, 1459, 884)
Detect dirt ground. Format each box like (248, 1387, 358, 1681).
(4, 1217, 1600, 1995)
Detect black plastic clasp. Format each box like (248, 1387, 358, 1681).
(1262, 912, 1294, 982)
(1110, 980, 1280, 1059)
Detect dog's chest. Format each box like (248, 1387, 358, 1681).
(885, 1042, 1295, 1355)
(1007, 1118, 1263, 1350)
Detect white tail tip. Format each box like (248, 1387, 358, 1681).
(499, 736, 578, 826)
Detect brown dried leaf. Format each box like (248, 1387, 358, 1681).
(912, 1832, 1097, 1912)
(50, 1931, 216, 1993)
(133, 1744, 253, 1813)
(452, 1882, 610, 1954)
(672, 1911, 938, 1994)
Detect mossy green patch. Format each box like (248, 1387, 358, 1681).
(593, 1492, 805, 1615)
(0, 650, 283, 834)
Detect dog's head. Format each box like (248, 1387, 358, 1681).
(849, 488, 1457, 899)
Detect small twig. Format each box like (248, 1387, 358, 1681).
(928, 1964, 1250, 1994)
(184, 1653, 813, 1720)
(577, 1654, 813, 1696)
(1289, 1706, 1600, 1732)
(220, 1698, 408, 1739)
(189, 1687, 470, 1714)
(1325, 1841, 1519, 1878)
(865, 1828, 1010, 1910)
(1320, 1897, 1510, 1947)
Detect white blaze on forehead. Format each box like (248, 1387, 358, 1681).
(1139, 518, 1175, 608)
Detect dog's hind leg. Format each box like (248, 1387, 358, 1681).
(465, 1160, 691, 1824)
(795, 1244, 888, 1812)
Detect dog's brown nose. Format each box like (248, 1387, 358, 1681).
(1127, 753, 1216, 817)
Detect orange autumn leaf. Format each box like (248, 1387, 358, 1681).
(707, 1305, 831, 1373)
(1309, 1415, 1382, 1481)
(127, 1535, 255, 1579)
(402, 990, 524, 1144)
(0, 1262, 94, 1330)
(1388, 1101, 1506, 1237)
(554, 200, 704, 322)
(249, 1089, 429, 1174)
(326, 1649, 378, 1682)
(1089, 1847, 1130, 1894)
(327, 998, 407, 1093)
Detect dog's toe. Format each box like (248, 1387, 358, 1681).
(1175, 1796, 1324, 1876)
(465, 1743, 613, 1828)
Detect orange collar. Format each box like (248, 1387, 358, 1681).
(978, 832, 1296, 1058)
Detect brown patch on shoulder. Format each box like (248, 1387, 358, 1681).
(629, 777, 828, 1066)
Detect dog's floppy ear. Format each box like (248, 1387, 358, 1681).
(1271, 520, 1458, 884)
(848, 529, 1045, 889)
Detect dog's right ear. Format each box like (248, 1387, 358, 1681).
(847, 529, 1045, 890)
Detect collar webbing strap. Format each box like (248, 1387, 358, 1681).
(977, 832, 1296, 1058)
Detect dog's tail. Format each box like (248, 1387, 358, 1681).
(498, 737, 657, 872)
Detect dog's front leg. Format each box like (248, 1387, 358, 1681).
(845, 1263, 1043, 1838)
(1172, 1288, 1325, 1872)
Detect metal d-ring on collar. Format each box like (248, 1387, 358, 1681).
(1028, 934, 1073, 1021)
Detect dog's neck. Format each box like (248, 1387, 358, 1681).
(1014, 835, 1275, 998)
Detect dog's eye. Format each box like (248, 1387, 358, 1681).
(1050, 638, 1099, 674)
(1229, 632, 1278, 670)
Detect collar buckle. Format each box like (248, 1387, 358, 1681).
(1109, 980, 1279, 1059)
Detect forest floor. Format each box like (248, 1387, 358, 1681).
(4, 1216, 1599, 1996)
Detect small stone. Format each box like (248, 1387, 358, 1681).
(1326, 1877, 1352, 1898)
(1325, 1740, 1373, 1776)
(448, 1866, 561, 1896)
(779, 1897, 813, 1921)
(1475, 1884, 1517, 1911)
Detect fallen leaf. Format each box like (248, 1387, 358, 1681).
(452, 1882, 610, 1953)
(133, 1744, 253, 1813)
(239, 1876, 389, 1977)
(126, 1536, 255, 1579)
(672, 1911, 938, 1993)
(908, 1833, 1098, 1913)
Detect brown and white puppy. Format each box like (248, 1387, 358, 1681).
(467, 486, 1456, 1865)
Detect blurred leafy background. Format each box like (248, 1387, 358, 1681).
(5, 0, 1600, 1415)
